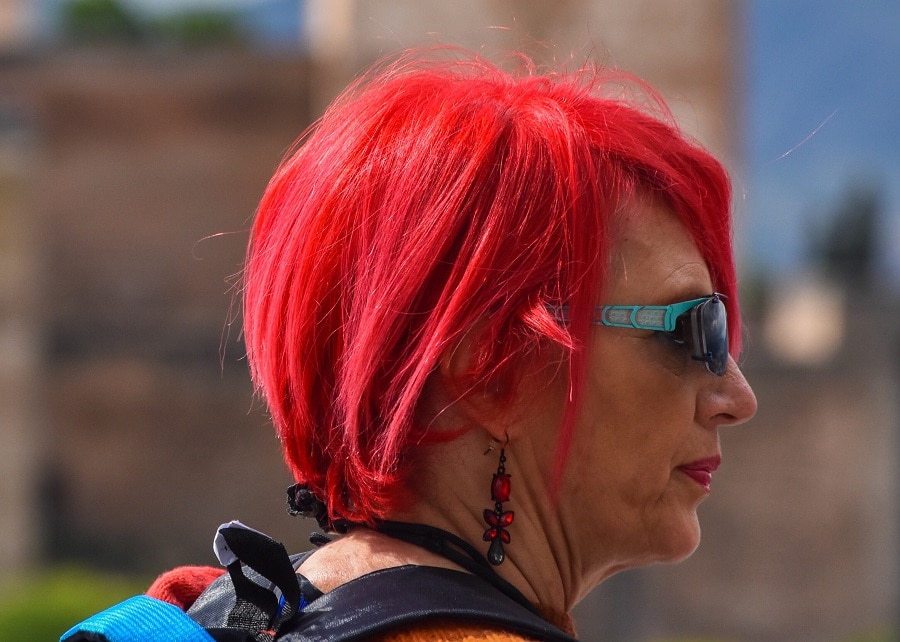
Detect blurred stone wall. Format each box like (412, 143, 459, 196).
(0, 94, 40, 575)
(307, 0, 736, 163)
(0, 50, 316, 573)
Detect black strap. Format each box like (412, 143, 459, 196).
(375, 520, 538, 616)
(190, 523, 577, 641)
(192, 564, 575, 641)
(215, 525, 303, 641)
(282, 565, 577, 642)
(286, 484, 537, 614)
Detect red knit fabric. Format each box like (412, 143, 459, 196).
(146, 565, 226, 610)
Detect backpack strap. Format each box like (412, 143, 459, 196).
(60, 595, 216, 642)
(190, 563, 576, 642)
(63, 524, 576, 642)
(190, 522, 576, 641)
(279, 565, 577, 642)
(61, 523, 306, 642)
(211, 522, 304, 641)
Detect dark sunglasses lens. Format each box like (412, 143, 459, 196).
(701, 297, 728, 376)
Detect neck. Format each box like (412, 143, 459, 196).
(393, 432, 585, 615)
(374, 520, 536, 612)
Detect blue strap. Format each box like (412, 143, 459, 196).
(60, 595, 216, 642)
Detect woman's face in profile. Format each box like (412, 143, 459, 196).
(540, 198, 757, 576)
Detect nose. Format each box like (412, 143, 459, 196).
(699, 356, 757, 428)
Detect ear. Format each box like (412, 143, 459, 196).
(437, 322, 527, 443)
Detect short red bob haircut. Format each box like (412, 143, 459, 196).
(243, 49, 739, 526)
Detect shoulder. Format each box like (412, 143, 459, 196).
(372, 619, 541, 641)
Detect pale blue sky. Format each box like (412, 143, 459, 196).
(744, 0, 900, 283)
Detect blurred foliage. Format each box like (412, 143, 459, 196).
(807, 181, 882, 288)
(153, 11, 245, 47)
(0, 566, 147, 642)
(59, 0, 246, 47)
(59, 0, 143, 43)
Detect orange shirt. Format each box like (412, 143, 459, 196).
(374, 621, 540, 641)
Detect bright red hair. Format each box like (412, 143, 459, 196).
(243, 49, 738, 525)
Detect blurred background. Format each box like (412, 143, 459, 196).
(0, 0, 897, 640)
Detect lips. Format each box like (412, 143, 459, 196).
(676, 455, 721, 492)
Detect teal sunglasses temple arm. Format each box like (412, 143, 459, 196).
(594, 296, 714, 331)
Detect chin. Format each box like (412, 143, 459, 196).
(653, 513, 702, 564)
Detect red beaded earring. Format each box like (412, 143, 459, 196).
(482, 447, 514, 565)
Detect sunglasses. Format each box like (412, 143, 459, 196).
(595, 293, 729, 376)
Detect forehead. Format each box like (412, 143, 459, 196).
(606, 198, 712, 304)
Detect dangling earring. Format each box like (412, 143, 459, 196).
(482, 444, 513, 565)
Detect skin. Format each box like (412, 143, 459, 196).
(297, 198, 757, 615)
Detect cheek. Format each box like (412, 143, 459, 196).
(570, 362, 702, 557)
(581, 370, 691, 480)
(570, 384, 666, 507)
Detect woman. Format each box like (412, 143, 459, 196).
(235, 48, 757, 639)
(65, 48, 757, 642)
